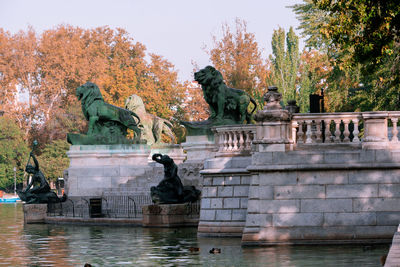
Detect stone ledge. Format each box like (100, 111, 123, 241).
(142, 203, 199, 227)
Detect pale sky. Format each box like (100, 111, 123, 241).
(0, 0, 303, 82)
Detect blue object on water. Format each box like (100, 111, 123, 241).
(0, 197, 20, 203)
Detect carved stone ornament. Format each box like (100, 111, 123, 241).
(254, 86, 290, 122)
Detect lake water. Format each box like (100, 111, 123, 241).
(0, 203, 389, 266)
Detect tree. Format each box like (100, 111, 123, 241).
(0, 25, 187, 144)
(270, 27, 300, 104)
(38, 139, 70, 183)
(292, 0, 400, 111)
(0, 117, 28, 191)
(205, 18, 268, 108)
(298, 49, 332, 112)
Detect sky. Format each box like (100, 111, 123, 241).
(0, 0, 304, 82)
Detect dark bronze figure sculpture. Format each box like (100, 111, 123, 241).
(150, 153, 200, 204)
(67, 82, 142, 145)
(17, 143, 66, 204)
(181, 66, 257, 135)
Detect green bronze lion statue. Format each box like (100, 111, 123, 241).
(194, 66, 257, 124)
(67, 82, 142, 145)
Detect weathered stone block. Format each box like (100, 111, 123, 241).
(252, 152, 273, 165)
(203, 187, 217, 197)
(225, 176, 241, 185)
(234, 186, 249, 197)
(247, 199, 260, 213)
(298, 171, 348, 185)
(23, 203, 47, 224)
(347, 170, 400, 184)
(200, 209, 215, 221)
(240, 198, 248, 209)
(259, 186, 274, 199)
(327, 184, 378, 198)
(213, 177, 225, 186)
(203, 178, 212, 186)
(353, 198, 400, 212)
(250, 174, 259, 185)
(324, 151, 359, 164)
(274, 185, 325, 199)
(218, 186, 233, 197)
(245, 214, 272, 227)
(259, 172, 297, 186)
(223, 198, 240, 209)
(324, 212, 376, 226)
(241, 176, 251, 185)
(216, 209, 232, 221)
(259, 200, 300, 213)
(210, 198, 223, 209)
(248, 186, 259, 199)
(377, 212, 400, 225)
(201, 198, 211, 209)
(273, 213, 323, 227)
(379, 184, 400, 197)
(301, 199, 352, 213)
(232, 209, 247, 221)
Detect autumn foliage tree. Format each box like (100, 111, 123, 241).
(205, 18, 269, 108)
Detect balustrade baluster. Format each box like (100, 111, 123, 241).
(239, 131, 245, 150)
(218, 132, 224, 152)
(305, 120, 313, 144)
(343, 119, 350, 142)
(324, 119, 332, 143)
(245, 131, 251, 150)
(232, 131, 238, 150)
(227, 131, 233, 151)
(297, 121, 304, 144)
(292, 121, 298, 144)
(391, 118, 399, 142)
(315, 120, 322, 143)
(223, 132, 228, 151)
(352, 119, 360, 143)
(334, 120, 341, 143)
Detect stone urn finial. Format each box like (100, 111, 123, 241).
(263, 86, 282, 111)
(255, 86, 290, 122)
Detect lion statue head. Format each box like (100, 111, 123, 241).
(194, 66, 224, 88)
(76, 82, 104, 120)
(125, 94, 146, 114)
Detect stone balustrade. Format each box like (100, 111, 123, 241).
(292, 111, 400, 149)
(213, 125, 256, 156)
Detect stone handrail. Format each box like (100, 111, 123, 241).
(292, 111, 400, 149)
(213, 125, 256, 155)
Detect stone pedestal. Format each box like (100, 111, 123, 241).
(23, 203, 47, 224)
(181, 135, 216, 162)
(66, 144, 151, 197)
(254, 121, 293, 152)
(142, 203, 199, 227)
(179, 135, 216, 188)
(362, 112, 389, 149)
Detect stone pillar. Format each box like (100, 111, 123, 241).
(23, 203, 47, 224)
(362, 112, 389, 149)
(253, 86, 293, 152)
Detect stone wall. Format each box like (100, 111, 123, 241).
(198, 157, 251, 237)
(242, 149, 400, 245)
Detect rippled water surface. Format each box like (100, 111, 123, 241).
(0, 203, 390, 266)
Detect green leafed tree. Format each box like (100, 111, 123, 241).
(0, 117, 28, 191)
(38, 139, 70, 183)
(270, 27, 300, 105)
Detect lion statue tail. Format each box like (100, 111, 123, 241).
(247, 96, 258, 122)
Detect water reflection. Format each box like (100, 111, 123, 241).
(0, 204, 389, 266)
